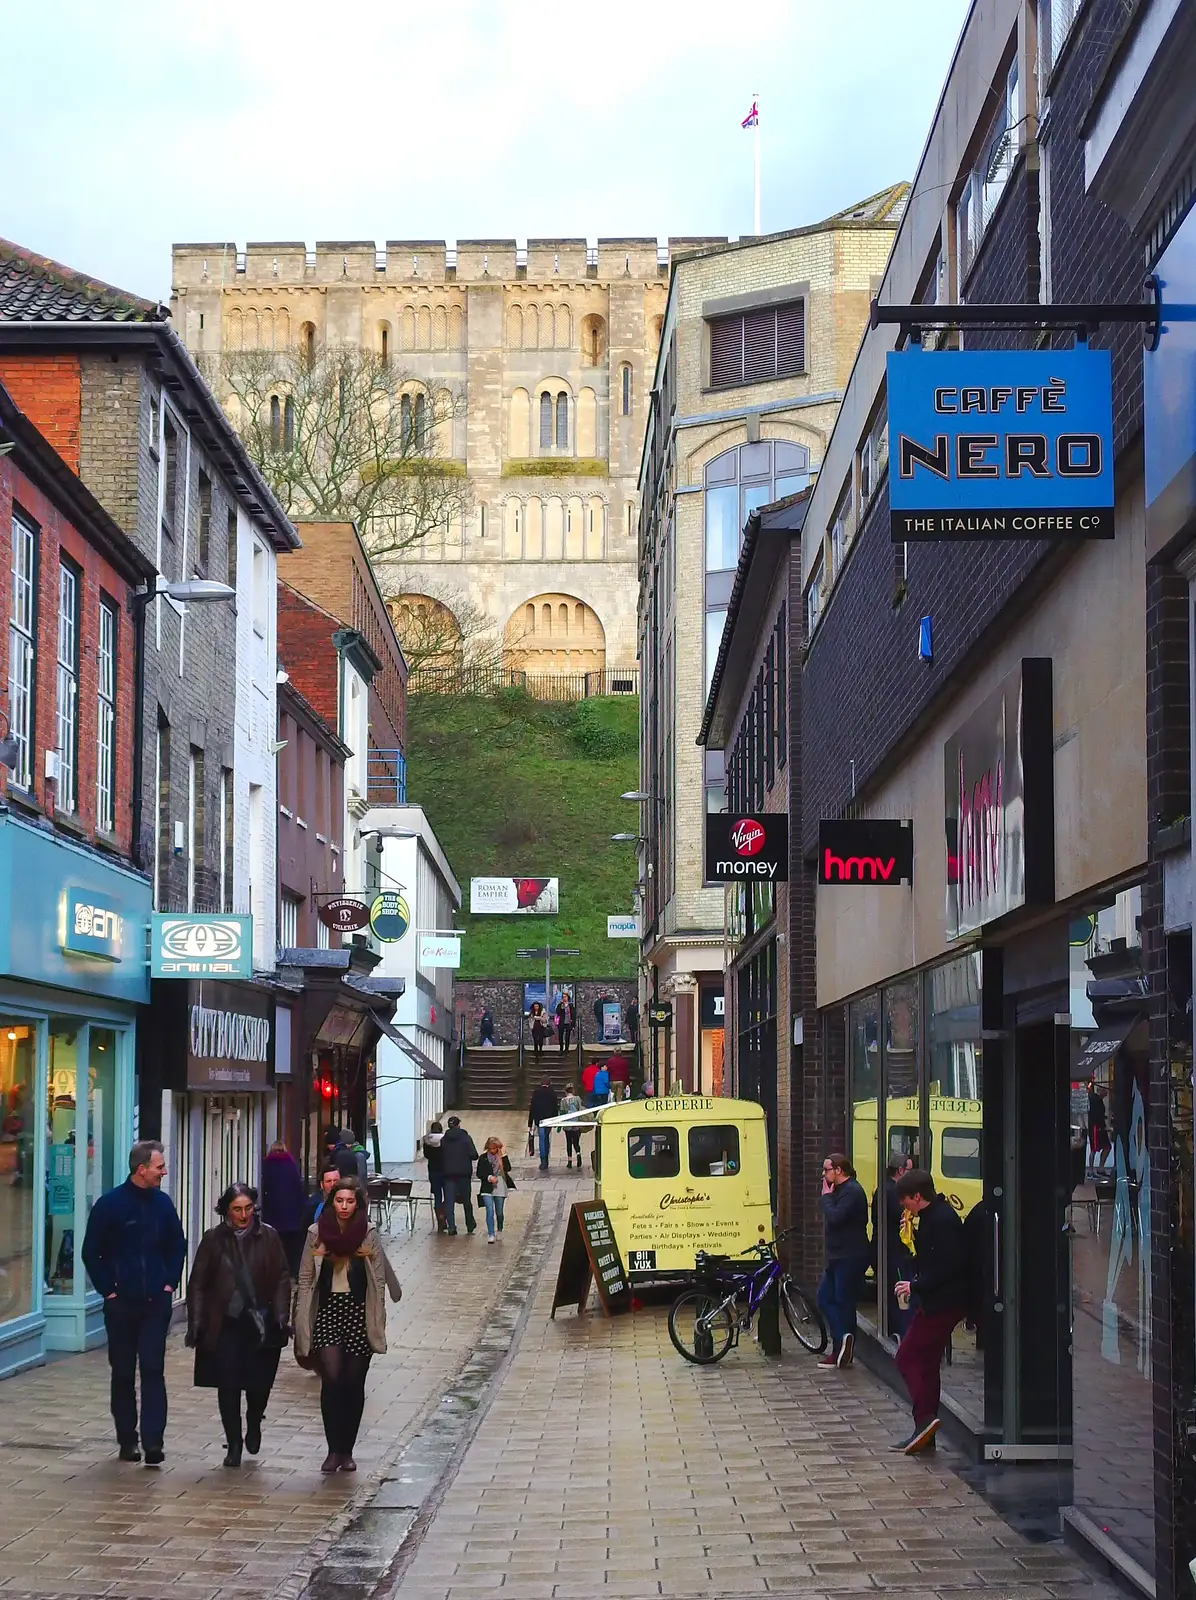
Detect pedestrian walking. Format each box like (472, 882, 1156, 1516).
(80, 1140, 187, 1466)
(261, 1141, 307, 1277)
(478, 1007, 496, 1046)
(324, 1127, 358, 1179)
(555, 992, 575, 1053)
(342, 1129, 369, 1182)
(302, 1162, 342, 1232)
(891, 1168, 973, 1455)
(592, 993, 605, 1040)
(528, 1078, 559, 1170)
(528, 1001, 550, 1059)
(439, 1116, 479, 1234)
(294, 1177, 402, 1474)
(423, 1120, 447, 1232)
(815, 1153, 870, 1371)
(185, 1183, 292, 1467)
(476, 1137, 516, 1241)
(560, 1085, 583, 1168)
(592, 1063, 611, 1104)
(606, 1049, 631, 1102)
(581, 1058, 599, 1106)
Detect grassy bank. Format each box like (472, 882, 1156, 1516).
(404, 689, 640, 979)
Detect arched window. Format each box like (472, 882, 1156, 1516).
(300, 322, 316, 365)
(555, 392, 568, 450)
(269, 395, 282, 449)
(283, 396, 295, 450)
(414, 393, 427, 447)
(621, 364, 632, 416)
(379, 324, 390, 365)
(581, 314, 606, 365)
(401, 393, 413, 449)
(539, 392, 553, 451)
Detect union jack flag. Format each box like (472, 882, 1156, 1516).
(741, 101, 759, 128)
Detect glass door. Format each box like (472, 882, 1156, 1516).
(0, 1018, 40, 1327)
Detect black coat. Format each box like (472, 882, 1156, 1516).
(476, 1151, 516, 1204)
(185, 1220, 291, 1391)
(820, 1177, 870, 1260)
(910, 1195, 972, 1314)
(528, 1085, 559, 1127)
(423, 1136, 445, 1177)
(439, 1125, 478, 1178)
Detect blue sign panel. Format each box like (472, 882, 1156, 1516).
(63, 888, 123, 961)
(887, 347, 1115, 541)
(151, 914, 253, 979)
(1144, 208, 1196, 551)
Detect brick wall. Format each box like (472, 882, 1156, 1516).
(278, 582, 342, 731)
(0, 355, 82, 472)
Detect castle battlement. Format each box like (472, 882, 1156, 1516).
(171, 236, 689, 291)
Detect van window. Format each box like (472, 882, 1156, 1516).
(941, 1127, 980, 1179)
(689, 1125, 741, 1177)
(888, 1124, 921, 1166)
(628, 1127, 679, 1179)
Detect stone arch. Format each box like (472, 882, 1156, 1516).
(652, 314, 664, 345)
(508, 388, 531, 457)
(503, 497, 523, 558)
(387, 593, 463, 673)
(432, 306, 448, 349)
(556, 303, 572, 349)
(416, 306, 432, 349)
(433, 388, 454, 456)
(227, 307, 243, 350)
(541, 303, 556, 349)
(544, 496, 564, 559)
(504, 592, 606, 674)
(377, 320, 393, 364)
(565, 496, 584, 559)
(260, 308, 275, 348)
(585, 495, 605, 559)
(449, 306, 464, 348)
(276, 307, 290, 347)
(300, 321, 316, 364)
(580, 313, 606, 365)
(524, 304, 539, 350)
(576, 386, 597, 456)
(245, 307, 259, 347)
(508, 305, 523, 349)
(400, 308, 417, 351)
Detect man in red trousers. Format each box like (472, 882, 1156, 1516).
(891, 1169, 972, 1456)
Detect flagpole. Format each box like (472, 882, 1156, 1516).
(753, 91, 762, 235)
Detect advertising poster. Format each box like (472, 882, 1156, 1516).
(470, 877, 559, 915)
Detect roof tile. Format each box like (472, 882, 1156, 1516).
(0, 238, 165, 324)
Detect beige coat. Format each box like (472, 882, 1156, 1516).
(294, 1222, 402, 1358)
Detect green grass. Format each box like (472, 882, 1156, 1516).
(404, 691, 640, 979)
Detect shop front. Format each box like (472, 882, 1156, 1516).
(0, 814, 150, 1375)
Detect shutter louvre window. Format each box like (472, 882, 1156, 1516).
(708, 300, 805, 388)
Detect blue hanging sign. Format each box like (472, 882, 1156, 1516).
(887, 347, 1115, 541)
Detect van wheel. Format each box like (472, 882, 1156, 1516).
(668, 1291, 734, 1364)
(779, 1277, 828, 1353)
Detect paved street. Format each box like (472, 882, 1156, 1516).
(0, 1116, 1119, 1600)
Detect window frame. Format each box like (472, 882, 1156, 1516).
(806, 558, 824, 638)
(55, 557, 81, 815)
(196, 470, 212, 575)
(626, 1125, 681, 1180)
(96, 594, 118, 835)
(8, 509, 38, 793)
(957, 52, 1022, 283)
(707, 298, 807, 391)
(688, 1123, 742, 1178)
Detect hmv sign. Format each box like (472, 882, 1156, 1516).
(818, 820, 913, 886)
(705, 813, 789, 882)
(944, 658, 1055, 939)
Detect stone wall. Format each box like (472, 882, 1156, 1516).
(456, 977, 638, 1047)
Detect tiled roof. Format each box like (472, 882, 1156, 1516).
(0, 238, 165, 324)
(826, 183, 911, 225)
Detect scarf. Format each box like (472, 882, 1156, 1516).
(318, 1205, 369, 1258)
(899, 1209, 918, 1256)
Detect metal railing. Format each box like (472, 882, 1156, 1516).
(366, 748, 407, 803)
(409, 664, 639, 701)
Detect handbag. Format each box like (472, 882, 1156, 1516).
(230, 1240, 268, 1349)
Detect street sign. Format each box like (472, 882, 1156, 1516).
(607, 915, 640, 939)
(648, 1002, 673, 1028)
(370, 892, 411, 942)
(705, 813, 789, 882)
(887, 346, 1115, 541)
(516, 947, 580, 959)
(317, 896, 371, 934)
(151, 914, 253, 979)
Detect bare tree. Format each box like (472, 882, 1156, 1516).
(206, 344, 469, 557)
(383, 574, 533, 683)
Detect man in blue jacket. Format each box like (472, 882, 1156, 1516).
(81, 1140, 187, 1465)
(816, 1152, 870, 1371)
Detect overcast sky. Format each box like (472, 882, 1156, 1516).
(5, 0, 970, 303)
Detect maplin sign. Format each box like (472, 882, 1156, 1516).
(705, 813, 789, 882)
(944, 658, 1055, 939)
(887, 347, 1115, 541)
(818, 820, 913, 886)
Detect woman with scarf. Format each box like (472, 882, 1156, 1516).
(294, 1176, 402, 1473)
(186, 1182, 292, 1468)
(475, 1137, 516, 1241)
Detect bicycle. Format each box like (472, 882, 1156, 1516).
(667, 1232, 827, 1364)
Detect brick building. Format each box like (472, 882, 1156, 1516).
(276, 518, 409, 916)
(276, 677, 348, 949)
(691, 1, 1196, 1593)
(0, 381, 154, 1369)
(0, 238, 301, 1250)
(635, 189, 907, 1093)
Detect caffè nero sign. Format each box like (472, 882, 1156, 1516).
(944, 658, 1055, 939)
(186, 981, 272, 1091)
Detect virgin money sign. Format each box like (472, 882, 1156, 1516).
(705, 813, 789, 882)
(469, 876, 560, 914)
(945, 658, 1054, 938)
(818, 820, 912, 886)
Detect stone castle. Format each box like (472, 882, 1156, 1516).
(170, 238, 709, 676)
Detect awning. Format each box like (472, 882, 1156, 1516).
(375, 1019, 445, 1081)
(1073, 1014, 1142, 1075)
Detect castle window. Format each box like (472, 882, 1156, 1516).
(283, 397, 295, 451)
(269, 395, 282, 450)
(555, 392, 568, 450)
(300, 322, 316, 365)
(621, 364, 632, 416)
(415, 393, 427, 447)
(380, 324, 390, 365)
(539, 392, 553, 450)
(401, 393, 413, 449)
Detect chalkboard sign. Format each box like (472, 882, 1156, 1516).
(550, 1200, 630, 1319)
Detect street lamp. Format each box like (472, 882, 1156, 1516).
(621, 790, 666, 806)
(611, 832, 646, 843)
(136, 576, 237, 606)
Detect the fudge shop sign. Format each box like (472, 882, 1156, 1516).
(705, 813, 789, 882)
(887, 347, 1114, 542)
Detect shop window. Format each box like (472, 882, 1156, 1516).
(941, 1127, 981, 1179)
(627, 1126, 679, 1179)
(0, 1019, 37, 1319)
(689, 1124, 740, 1177)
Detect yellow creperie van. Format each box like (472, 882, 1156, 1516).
(852, 1095, 983, 1217)
(594, 1096, 773, 1280)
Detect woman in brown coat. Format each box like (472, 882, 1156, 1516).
(294, 1176, 401, 1473)
(186, 1182, 292, 1467)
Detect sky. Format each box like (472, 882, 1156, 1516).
(5, 0, 971, 303)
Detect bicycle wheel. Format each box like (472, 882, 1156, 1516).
(779, 1276, 827, 1354)
(668, 1290, 735, 1364)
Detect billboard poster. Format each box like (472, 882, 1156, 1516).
(470, 877, 559, 915)
(523, 980, 576, 1015)
(887, 347, 1114, 541)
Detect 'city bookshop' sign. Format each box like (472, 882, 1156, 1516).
(818, 820, 913, 885)
(887, 347, 1114, 541)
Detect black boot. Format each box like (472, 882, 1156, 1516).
(224, 1440, 243, 1468)
(245, 1414, 262, 1455)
